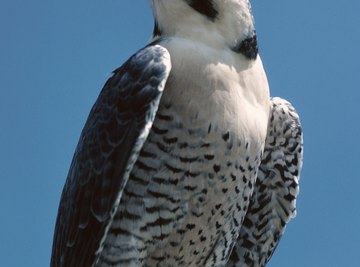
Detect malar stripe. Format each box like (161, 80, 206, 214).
(233, 35, 258, 60)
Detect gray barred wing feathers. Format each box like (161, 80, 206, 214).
(228, 97, 303, 267)
(51, 45, 171, 267)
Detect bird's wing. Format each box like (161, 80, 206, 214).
(227, 97, 303, 267)
(50, 45, 171, 267)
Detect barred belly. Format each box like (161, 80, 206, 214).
(96, 100, 264, 267)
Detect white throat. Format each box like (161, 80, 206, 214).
(151, 0, 256, 50)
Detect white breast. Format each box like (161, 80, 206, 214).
(159, 37, 270, 147)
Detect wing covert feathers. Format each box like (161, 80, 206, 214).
(51, 45, 171, 267)
(228, 97, 303, 267)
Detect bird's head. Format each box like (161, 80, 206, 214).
(151, 0, 257, 59)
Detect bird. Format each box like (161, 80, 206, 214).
(51, 1, 303, 267)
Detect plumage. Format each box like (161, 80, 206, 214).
(227, 98, 303, 267)
(51, 46, 171, 267)
(51, 1, 303, 267)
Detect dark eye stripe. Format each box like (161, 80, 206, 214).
(186, 0, 218, 21)
(233, 35, 258, 60)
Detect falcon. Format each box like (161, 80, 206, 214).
(51, 0, 303, 266)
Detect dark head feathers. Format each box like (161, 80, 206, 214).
(185, 0, 218, 21)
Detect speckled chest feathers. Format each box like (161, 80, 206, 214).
(97, 35, 270, 266)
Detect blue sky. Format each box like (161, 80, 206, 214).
(1, 1, 359, 266)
